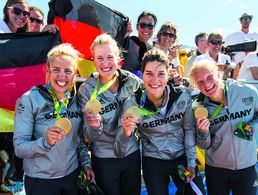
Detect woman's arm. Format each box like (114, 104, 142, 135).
(13, 95, 53, 159)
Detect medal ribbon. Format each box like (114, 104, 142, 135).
(45, 82, 70, 120)
(204, 87, 226, 119)
(90, 75, 117, 100)
(140, 89, 166, 117)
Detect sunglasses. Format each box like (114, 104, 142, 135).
(209, 40, 224, 45)
(161, 32, 177, 38)
(29, 17, 43, 24)
(138, 22, 155, 30)
(8, 7, 30, 17)
(240, 17, 252, 22)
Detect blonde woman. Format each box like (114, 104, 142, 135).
(14, 43, 94, 195)
(78, 34, 142, 195)
(189, 60, 258, 195)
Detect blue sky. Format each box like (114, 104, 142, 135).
(1, 0, 257, 47)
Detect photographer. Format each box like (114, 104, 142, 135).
(221, 41, 257, 80)
(194, 32, 236, 80)
(225, 13, 258, 78)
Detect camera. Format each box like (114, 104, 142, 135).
(222, 40, 257, 56)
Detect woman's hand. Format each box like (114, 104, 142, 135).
(122, 113, 138, 137)
(124, 20, 133, 38)
(196, 117, 210, 133)
(42, 24, 58, 34)
(84, 168, 95, 183)
(169, 67, 182, 86)
(185, 166, 195, 183)
(46, 127, 65, 145)
(168, 45, 181, 61)
(84, 109, 102, 128)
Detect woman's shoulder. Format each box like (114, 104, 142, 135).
(118, 69, 142, 86)
(227, 79, 257, 94)
(17, 85, 44, 107)
(0, 19, 11, 33)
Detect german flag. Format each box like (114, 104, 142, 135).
(0, 32, 60, 132)
(47, 0, 128, 77)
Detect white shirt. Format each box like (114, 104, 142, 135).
(194, 53, 232, 65)
(237, 52, 258, 80)
(0, 19, 12, 33)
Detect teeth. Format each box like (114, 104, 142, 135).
(15, 18, 25, 26)
(102, 68, 111, 72)
(56, 81, 67, 87)
(150, 84, 160, 88)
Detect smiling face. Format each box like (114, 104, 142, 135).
(194, 68, 223, 100)
(47, 56, 76, 99)
(93, 44, 119, 83)
(29, 10, 44, 32)
(142, 61, 168, 100)
(6, 3, 29, 32)
(207, 35, 223, 57)
(137, 15, 155, 43)
(158, 28, 177, 50)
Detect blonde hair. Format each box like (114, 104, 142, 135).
(90, 33, 121, 60)
(47, 43, 79, 70)
(188, 60, 219, 86)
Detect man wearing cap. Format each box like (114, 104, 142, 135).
(224, 13, 258, 76)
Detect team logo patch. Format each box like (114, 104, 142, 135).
(17, 102, 25, 113)
(242, 96, 253, 106)
(99, 98, 106, 104)
(41, 104, 52, 113)
(177, 101, 186, 110)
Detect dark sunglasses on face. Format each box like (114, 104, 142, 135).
(209, 39, 224, 45)
(161, 32, 177, 38)
(138, 22, 154, 30)
(29, 17, 43, 24)
(8, 6, 30, 17)
(240, 17, 252, 22)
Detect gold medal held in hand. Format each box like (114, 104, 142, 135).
(194, 107, 208, 119)
(126, 106, 142, 120)
(55, 118, 72, 135)
(85, 99, 102, 115)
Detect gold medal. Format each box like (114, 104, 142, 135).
(126, 106, 142, 120)
(85, 99, 102, 115)
(55, 118, 72, 135)
(194, 107, 208, 119)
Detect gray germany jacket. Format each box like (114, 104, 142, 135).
(115, 83, 197, 167)
(14, 85, 88, 178)
(78, 69, 141, 158)
(193, 79, 258, 170)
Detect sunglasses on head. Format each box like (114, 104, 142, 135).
(240, 17, 252, 22)
(29, 17, 43, 24)
(8, 6, 30, 17)
(138, 22, 154, 30)
(161, 32, 177, 38)
(209, 40, 224, 45)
